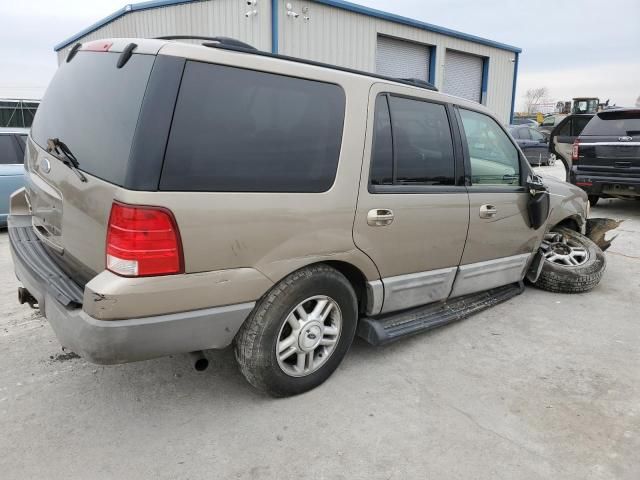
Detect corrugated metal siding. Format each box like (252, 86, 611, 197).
(54, 0, 516, 123)
(443, 50, 483, 102)
(375, 36, 429, 82)
(56, 0, 271, 64)
(278, 0, 515, 123)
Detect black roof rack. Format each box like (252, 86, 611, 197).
(154, 36, 438, 92)
(155, 35, 257, 51)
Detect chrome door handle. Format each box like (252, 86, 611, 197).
(367, 208, 394, 226)
(479, 204, 497, 219)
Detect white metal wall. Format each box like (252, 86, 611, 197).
(55, 0, 271, 64)
(55, 0, 517, 123)
(443, 50, 483, 102)
(278, 0, 516, 123)
(375, 36, 429, 82)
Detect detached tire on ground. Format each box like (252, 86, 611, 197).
(534, 227, 606, 293)
(234, 264, 358, 397)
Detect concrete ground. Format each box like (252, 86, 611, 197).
(1, 163, 638, 479)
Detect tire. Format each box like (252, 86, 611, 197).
(588, 195, 600, 206)
(234, 264, 358, 397)
(534, 227, 606, 293)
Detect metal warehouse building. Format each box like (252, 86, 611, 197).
(54, 0, 521, 123)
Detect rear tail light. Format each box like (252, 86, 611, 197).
(572, 139, 580, 162)
(106, 202, 183, 277)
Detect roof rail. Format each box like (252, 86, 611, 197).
(399, 78, 437, 90)
(155, 36, 438, 92)
(155, 35, 257, 51)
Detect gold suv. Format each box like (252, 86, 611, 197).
(9, 38, 605, 396)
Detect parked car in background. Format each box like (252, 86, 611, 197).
(539, 114, 567, 137)
(8, 38, 605, 397)
(0, 128, 27, 227)
(509, 125, 553, 165)
(549, 114, 595, 180)
(512, 117, 539, 127)
(570, 108, 640, 205)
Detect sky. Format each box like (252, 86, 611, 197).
(1, 0, 639, 110)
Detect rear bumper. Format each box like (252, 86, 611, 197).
(570, 170, 640, 196)
(8, 214, 255, 364)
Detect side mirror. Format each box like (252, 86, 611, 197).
(526, 174, 550, 229)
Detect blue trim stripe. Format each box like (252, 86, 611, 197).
(54, 0, 522, 54)
(509, 53, 519, 124)
(271, 0, 278, 53)
(428, 46, 437, 85)
(480, 57, 489, 105)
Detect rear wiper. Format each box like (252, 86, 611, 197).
(46, 138, 87, 182)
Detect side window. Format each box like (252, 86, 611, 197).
(530, 129, 545, 141)
(572, 116, 592, 136)
(370, 96, 393, 185)
(518, 128, 532, 140)
(388, 96, 455, 185)
(542, 116, 555, 126)
(459, 109, 520, 186)
(0, 135, 21, 164)
(557, 119, 571, 137)
(161, 61, 345, 192)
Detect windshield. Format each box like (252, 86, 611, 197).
(30, 51, 154, 186)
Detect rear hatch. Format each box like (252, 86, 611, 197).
(576, 110, 640, 176)
(25, 42, 160, 284)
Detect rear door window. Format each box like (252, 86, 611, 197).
(370, 96, 393, 185)
(0, 135, 21, 164)
(160, 62, 345, 192)
(389, 96, 455, 185)
(530, 129, 545, 141)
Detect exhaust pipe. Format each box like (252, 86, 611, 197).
(18, 287, 38, 309)
(189, 351, 209, 371)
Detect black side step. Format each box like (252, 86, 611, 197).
(358, 282, 524, 346)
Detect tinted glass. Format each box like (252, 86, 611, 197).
(557, 118, 571, 137)
(30, 52, 154, 186)
(0, 135, 21, 164)
(580, 111, 640, 136)
(161, 62, 345, 192)
(388, 96, 455, 185)
(530, 129, 545, 141)
(370, 96, 393, 185)
(572, 116, 593, 136)
(459, 109, 520, 186)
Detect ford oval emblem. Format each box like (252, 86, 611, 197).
(39, 157, 51, 174)
(619, 136, 633, 142)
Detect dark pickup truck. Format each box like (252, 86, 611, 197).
(570, 109, 640, 205)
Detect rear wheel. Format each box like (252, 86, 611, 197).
(234, 264, 358, 397)
(534, 227, 606, 293)
(588, 195, 600, 206)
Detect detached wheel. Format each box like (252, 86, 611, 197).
(534, 227, 606, 293)
(234, 265, 357, 397)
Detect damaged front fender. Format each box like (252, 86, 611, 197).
(585, 218, 624, 251)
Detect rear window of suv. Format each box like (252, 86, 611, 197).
(160, 61, 345, 192)
(580, 110, 640, 136)
(30, 51, 154, 186)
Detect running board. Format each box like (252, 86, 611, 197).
(357, 282, 524, 346)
